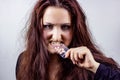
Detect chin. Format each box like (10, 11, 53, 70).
(48, 49, 57, 54)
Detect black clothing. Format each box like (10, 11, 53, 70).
(16, 53, 120, 80)
(94, 64, 120, 80)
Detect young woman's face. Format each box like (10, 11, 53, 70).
(43, 6, 73, 54)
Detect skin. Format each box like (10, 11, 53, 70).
(43, 6, 73, 80)
(65, 46, 100, 73)
(43, 6, 73, 54)
(43, 6, 100, 78)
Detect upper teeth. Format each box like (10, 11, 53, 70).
(50, 42, 63, 48)
(51, 42, 61, 44)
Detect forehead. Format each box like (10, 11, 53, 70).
(43, 6, 71, 24)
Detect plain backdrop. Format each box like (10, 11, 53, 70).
(0, 0, 120, 80)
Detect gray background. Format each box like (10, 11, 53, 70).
(0, 0, 120, 80)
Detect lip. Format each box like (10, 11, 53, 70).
(48, 41, 69, 58)
(49, 41, 63, 48)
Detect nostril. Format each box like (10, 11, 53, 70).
(60, 41, 64, 44)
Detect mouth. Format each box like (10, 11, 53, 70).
(49, 41, 64, 48)
(48, 41, 68, 58)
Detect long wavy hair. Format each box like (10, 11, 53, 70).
(16, 0, 119, 80)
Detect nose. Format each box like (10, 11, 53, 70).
(51, 27, 62, 42)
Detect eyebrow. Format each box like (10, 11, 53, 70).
(43, 22, 71, 26)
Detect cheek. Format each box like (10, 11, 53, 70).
(43, 31, 49, 40)
(64, 31, 73, 45)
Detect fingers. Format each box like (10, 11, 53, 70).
(65, 46, 91, 65)
(74, 51, 79, 61)
(65, 46, 100, 73)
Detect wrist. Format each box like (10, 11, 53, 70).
(90, 62, 100, 73)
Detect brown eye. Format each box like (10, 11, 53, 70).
(43, 24, 53, 30)
(61, 25, 71, 31)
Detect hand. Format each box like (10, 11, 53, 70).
(65, 46, 100, 73)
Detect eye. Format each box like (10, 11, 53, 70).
(43, 24, 53, 30)
(61, 25, 71, 30)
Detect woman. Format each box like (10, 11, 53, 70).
(16, 0, 120, 80)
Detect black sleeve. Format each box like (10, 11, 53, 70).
(16, 53, 23, 77)
(94, 64, 120, 80)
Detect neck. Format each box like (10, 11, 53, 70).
(49, 54, 60, 66)
(48, 54, 61, 80)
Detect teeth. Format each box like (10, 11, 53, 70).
(51, 42, 61, 45)
(50, 42, 63, 49)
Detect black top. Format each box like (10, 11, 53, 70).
(94, 64, 120, 80)
(16, 53, 120, 80)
